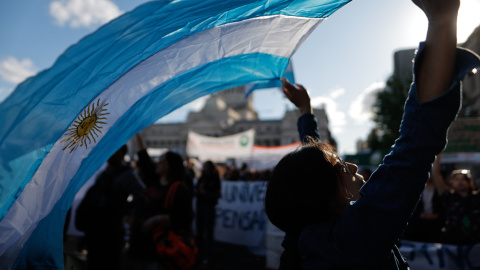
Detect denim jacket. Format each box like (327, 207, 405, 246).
(287, 43, 480, 269)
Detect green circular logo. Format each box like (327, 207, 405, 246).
(239, 135, 249, 147)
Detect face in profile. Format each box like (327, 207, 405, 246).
(335, 161, 365, 209)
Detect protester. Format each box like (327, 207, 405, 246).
(402, 175, 444, 243)
(195, 160, 222, 266)
(132, 133, 159, 188)
(224, 164, 240, 181)
(185, 157, 197, 193)
(78, 145, 144, 270)
(264, 0, 480, 268)
(128, 135, 195, 270)
(431, 154, 480, 245)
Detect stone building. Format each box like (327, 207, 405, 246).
(356, 25, 480, 157)
(389, 26, 480, 179)
(393, 25, 480, 115)
(140, 86, 334, 157)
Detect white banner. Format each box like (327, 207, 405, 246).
(187, 129, 255, 162)
(399, 241, 480, 269)
(214, 180, 267, 247)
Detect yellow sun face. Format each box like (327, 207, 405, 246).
(61, 98, 109, 153)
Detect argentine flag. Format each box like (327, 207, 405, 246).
(0, 0, 350, 268)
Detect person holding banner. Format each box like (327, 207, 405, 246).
(265, 0, 480, 269)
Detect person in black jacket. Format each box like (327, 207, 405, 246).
(128, 134, 194, 269)
(195, 160, 221, 265)
(81, 145, 144, 270)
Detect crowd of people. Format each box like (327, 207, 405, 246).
(72, 136, 211, 269)
(70, 1, 480, 270)
(403, 154, 480, 245)
(73, 133, 277, 270)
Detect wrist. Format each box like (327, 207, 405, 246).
(299, 105, 313, 115)
(427, 15, 458, 29)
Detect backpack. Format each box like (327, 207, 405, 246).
(75, 165, 128, 232)
(152, 181, 198, 270)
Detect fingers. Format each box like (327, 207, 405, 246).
(281, 77, 304, 93)
(281, 78, 295, 98)
(296, 84, 306, 91)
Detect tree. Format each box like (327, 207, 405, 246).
(368, 76, 410, 151)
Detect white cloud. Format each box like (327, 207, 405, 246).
(311, 96, 346, 134)
(348, 82, 385, 123)
(0, 57, 37, 84)
(329, 87, 345, 99)
(50, 0, 123, 28)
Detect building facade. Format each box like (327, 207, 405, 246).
(140, 86, 333, 156)
(393, 25, 480, 115)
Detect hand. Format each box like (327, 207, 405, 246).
(412, 0, 459, 24)
(281, 78, 312, 115)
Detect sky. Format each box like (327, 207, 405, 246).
(1, 0, 479, 155)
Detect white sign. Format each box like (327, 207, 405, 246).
(187, 129, 255, 162)
(214, 181, 267, 247)
(399, 241, 480, 269)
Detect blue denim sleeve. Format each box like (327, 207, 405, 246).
(300, 44, 480, 268)
(297, 113, 320, 143)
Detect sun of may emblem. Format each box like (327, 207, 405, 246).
(61, 98, 109, 153)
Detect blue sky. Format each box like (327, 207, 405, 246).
(1, 0, 479, 155)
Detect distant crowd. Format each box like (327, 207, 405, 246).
(71, 131, 277, 270)
(402, 153, 480, 246)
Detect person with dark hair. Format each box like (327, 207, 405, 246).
(129, 135, 194, 269)
(195, 160, 222, 266)
(402, 174, 444, 243)
(264, 0, 480, 268)
(431, 154, 480, 245)
(80, 145, 144, 270)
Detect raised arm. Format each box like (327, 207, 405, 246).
(133, 133, 147, 152)
(311, 1, 479, 266)
(413, 0, 459, 103)
(431, 154, 450, 195)
(281, 77, 312, 115)
(281, 78, 321, 142)
(133, 133, 157, 187)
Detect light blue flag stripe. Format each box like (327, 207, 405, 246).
(244, 60, 296, 97)
(0, 0, 350, 268)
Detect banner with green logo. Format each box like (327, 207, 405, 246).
(187, 129, 255, 161)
